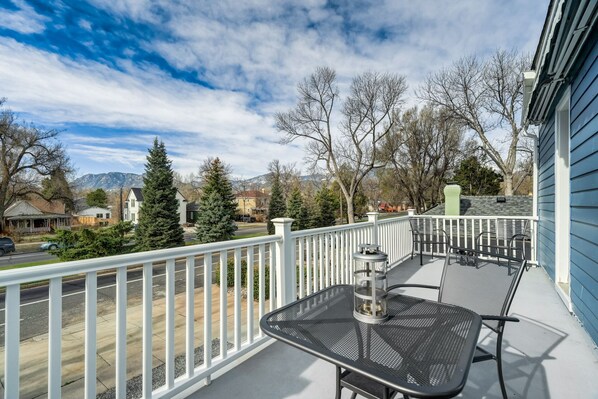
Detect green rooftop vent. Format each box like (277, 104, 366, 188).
(444, 184, 461, 216)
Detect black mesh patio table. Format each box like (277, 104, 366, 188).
(260, 285, 482, 398)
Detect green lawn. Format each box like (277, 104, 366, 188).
(0, 258, 61, 271)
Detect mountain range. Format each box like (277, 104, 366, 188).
(72, 172, 145, 191)
(73, 172, 325, 191)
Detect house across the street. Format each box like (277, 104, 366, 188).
(235, 190, 269, 222)
(74, 206, 113, 227)
(3, 197, 71, 234)
(123, 187, 187, 225)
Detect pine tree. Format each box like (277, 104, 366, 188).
(195, 158, 238, 243)
(286, 186, 309, 231)
(267, 170, 286, 234)
(135, 139, 184, 251)
(315, 187, 336, 227)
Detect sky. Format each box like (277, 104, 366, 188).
(0, 0, 550, 179)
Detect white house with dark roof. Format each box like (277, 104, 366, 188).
(123, 187, 187, 225)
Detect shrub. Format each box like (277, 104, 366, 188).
(215, 258, 270, 301)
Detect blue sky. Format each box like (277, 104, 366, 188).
(0, 0, 549, 178)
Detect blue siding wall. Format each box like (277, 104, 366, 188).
(538, 114, 556, 280)
(569, 39, 598, 344)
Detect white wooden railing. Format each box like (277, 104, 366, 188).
(0, 213, 536, 399)
(409, 214, 538, 263)
(0, 235, 280, 399)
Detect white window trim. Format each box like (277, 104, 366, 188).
(554, 86, 572, 312)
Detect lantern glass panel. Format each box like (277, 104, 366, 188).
(353, 244, 388, 324)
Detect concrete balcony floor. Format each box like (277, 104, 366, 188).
(187, 256, 598, 399)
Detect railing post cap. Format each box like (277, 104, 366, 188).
(407, 208, 415, 216)
(366, 212, 379, 216)
(271, 218, 295, 224)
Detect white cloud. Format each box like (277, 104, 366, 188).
(0, 0, 48, 34)
(0, 38, 304, 176)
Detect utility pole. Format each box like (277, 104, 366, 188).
(119, 186, 124, 222)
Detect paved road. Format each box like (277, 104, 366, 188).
(0, 224, 267, 268)
(0, 251, 55, 267)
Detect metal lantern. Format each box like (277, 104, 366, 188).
(353, 243, 389, 324)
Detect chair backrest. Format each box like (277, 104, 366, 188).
(483, 219, 530, 240)
(438, 252, 527, 330)
(408, 217, 423, 234)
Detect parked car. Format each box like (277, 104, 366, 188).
(40, 241, 60, 251)
(240, 215, 256, 223)
(0, 237, 16, 256)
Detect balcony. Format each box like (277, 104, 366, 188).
(0, 215, 596, 398)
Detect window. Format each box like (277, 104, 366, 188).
(131, 199, 136, 207)
(131, 213, 136, 222)
(106, 213, 110, 219)
(96, 214, 103, 218)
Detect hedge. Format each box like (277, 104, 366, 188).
(215, 258, 270, 301)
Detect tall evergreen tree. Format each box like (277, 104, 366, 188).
(195, 158, 238, 243)
(315, 187, 336, 227)
(454, 156, 503, 195)
(267, 170, 286, 234)
(135, 139, 184, 251)
(86, 188, 108, 208)
(286, 186, 309, 231)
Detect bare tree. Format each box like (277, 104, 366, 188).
(418, 50, 530, 195)
(0, 99, 71, 231)
(268, 160, 301, 199)
(276, 67, 407, 223)
(384, 106, 463, 213)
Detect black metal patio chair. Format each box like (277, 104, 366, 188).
(337, 250, 528, 399)
(475, 219, 531, 265)
(408, 217, 449, 266)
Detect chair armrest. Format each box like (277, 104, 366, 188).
(388, 284, 440, 292)
(476, 231, 497, 239)
(480, 315, 520, 323)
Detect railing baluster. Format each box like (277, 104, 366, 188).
(340, 231, 346, 283)
(115, 268, 127, 399)
(85, 271, 97, 399)
(269, 243, 275, 311)
(165, 259, 175, 389)
(306, 237, 312, 294)
(335, 232, 341, 284)
(258, 244, 266, 330)
(318, 234, 326, 289)
(298, 238, 304, 298)
(234, 248, 242, 350)
(186, 256, 195, 379)
(203, 253, 212, 383)
(48, 277, 62, 399)
(247, 246, 254, 344)
(142, 262, 153, 398)
(324, 233, 329, 287)
(5, 284, 20, 399)
(219, 250, 228, 358)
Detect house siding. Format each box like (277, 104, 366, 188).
(539, 38, 598, 344)
(569, 38, 598, 344)
(537, 116, 556, 281)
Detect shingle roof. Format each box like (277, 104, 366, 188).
(424, 196, 532, 216)
(130, 187, 144, 202)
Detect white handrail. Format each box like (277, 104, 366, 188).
(0, 234, 280, 286)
